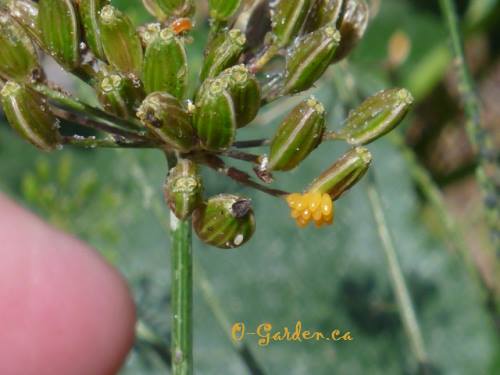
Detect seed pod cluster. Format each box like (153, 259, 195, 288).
(0, 0, 413, 244)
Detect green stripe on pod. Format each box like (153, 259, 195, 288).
(193, 194, 256, 249)
(77, 0, 109, 61)
(307, 146, 371, 200)
(268, 96, 326, 171)
(303, 0, 343, 33)
(153, 0, 194, 18)
(200, 29, 246, 82)
(99, 5, 143, 76)
(219, 65, 261, 128)
(1, 81, 61, 151)
(283, 24, 340, 95)
(143, 28, 188, 99)
(38, 0, 80, 69)
(331, 0, 369, 63)
(271, 0, 311, 48)
(336, 88, 414, 145)
(165, 159, 203, 220)
(209, 0, 242, 21)
(194, 78, 236, 152)
(137, 92, 196, 152)
(0, 11, 40, 82)
(96, 71, 145, 119)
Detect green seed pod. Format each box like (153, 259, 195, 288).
(271, 0, 311, 48)
(332, 0, 369, 63)
(193, 194, 256, 249)
(96, 72, 145, 119)
(234, 0, 271, 50)
(194, 78, 236, 152)
(307, 146, 371, 200)
(209, 0, 242, 21)
(165, 159, 203, 220)
(143, 28, 188, 99)
(337, 88, 414, 145)
(0, 12, 40, 82)
(77, 0, 109, 60)
(1, 81, 61, 151)
(152, 0, 194, 18)
(142, 0, 167, 21)
(200, 29, 246, 82)
(268, 97, 326, 171)
(303, 0, 343, 33)
(99, 5, 143, 76)
(283, 24, 340, 95)
(137, 92, 196, 152)
(220, 65, 261, 128)
(38, 0, 80, 69)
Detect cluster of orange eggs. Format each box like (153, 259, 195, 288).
(285, 192, 334, 228)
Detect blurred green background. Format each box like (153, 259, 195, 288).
(0, 0, 499, 374)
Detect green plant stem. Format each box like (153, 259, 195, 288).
(168, 157, 194, 375)
(438, 0, 499, 250)
(366, 170, 429, 371)
(34, 84, 143, 131)
(62, 136, 159, 149)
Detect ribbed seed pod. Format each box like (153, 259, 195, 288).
(303, 0, 343, 33)
(137, 92, 196, 152)
(153, 0, 194, 18)
(142, 0, 168, 21)
(77, 0, 109, 60)
(332, 0, 369, 63)
(99, 5, 143, 76)
(143, 28, 187, 99)
(307, 146, 371, 200)
(193, 194, 256, 249)
(200, 29, 246, 81)
(0, 12, 40, 82)
(219, 65, 261, 128)
(283, 25, 340, 95)
(38, 0, 80, 69)
(233, 0, 271, 50)
(165, 159, 203, 220)
(1, 81, 61, 151)
(194, 78, 236, 152)
(271, 0, 311, 48)
(268, 97, 326, 171)
(96, 72, 145, 119)
(337, 88, 414, 145)
(208, 0, 242, 21)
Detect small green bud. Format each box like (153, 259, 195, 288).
(38, 0, 81, 69)
(209, 0, 242, 21)
(268, 96, 326, 171)
(332, 0, 369, 63)
(165, 159, 203, 220)
(200, 29, 246, 82)
(152, 0, 194, 18)
(137, 92, 196, 152)
(77, 0, 109, 60)
(99, 5, 143, 76)
(337, 88, 414, 145)
(143, 28, 188, 99)
(96, 72, 145, 119)
(1, 81, 61, 151)
(219, 65, 261, 128)
(303, 0, 343, 33)
(307, 146, 371, 200)
(0, 12, 40, 82)
(193, 194, 256, 249)
(271, 0, 311, 48)
(283, 25, 340, 95)
(194, 78, 236, 152)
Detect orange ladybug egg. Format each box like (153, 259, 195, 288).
(171, 18, 192, 35)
